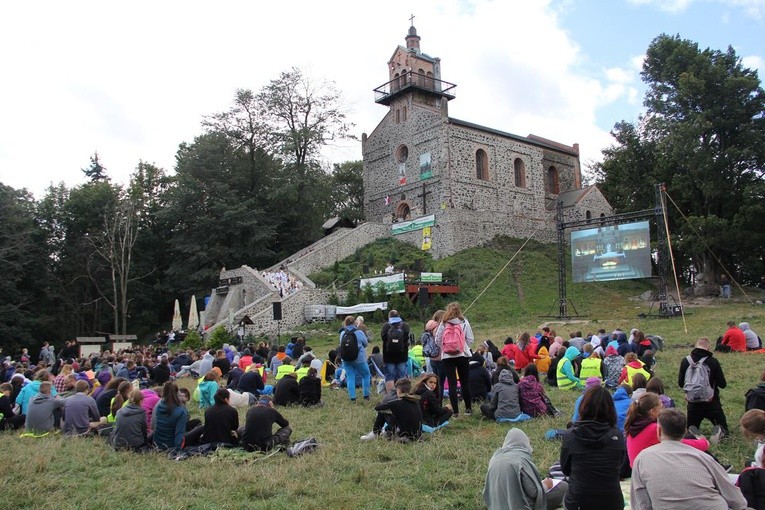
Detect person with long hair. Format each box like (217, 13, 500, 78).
(109, 388, 149, 450)
(560, 386, 625, 510)
(434, 302, 475, 417)
(95, 377, 126, 418)
(413, 372, 452, 427)
(625, 393, 708, 468)
(513, 332, 539, 371)
(738, 409, 765, 509)
(151, 381, 189, 450)
(517, 365, 555, 417)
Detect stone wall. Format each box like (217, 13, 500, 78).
(242, 288, 348, 338)
(203, 266, 275, 328)
(563, 188, 614, 224)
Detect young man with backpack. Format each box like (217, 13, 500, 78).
(381, 310, 411, 392)
(678, 337, 729, 443)
(339, 315, 371, 402)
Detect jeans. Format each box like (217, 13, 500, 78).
(343, 360, 371, 400)
(383, 362, 408, 382)
(722, 285, 731, 298)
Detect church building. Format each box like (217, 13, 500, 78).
(362, 23, 612, 257)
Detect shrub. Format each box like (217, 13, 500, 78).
(180, 330, 203, 350)
(207, 326, 231, 350)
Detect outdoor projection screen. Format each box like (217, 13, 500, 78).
(571, 221, 652, 283)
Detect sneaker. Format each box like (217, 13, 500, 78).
(465, 408, 473, 417)
(363, 396, 370, 401)
(688, 426, 703, 439)
(710, 425, 725, 444)
(360, 430, 378, 442)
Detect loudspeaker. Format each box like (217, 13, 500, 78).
(272, 302, 282, 321)
(418, 287, 429, 308)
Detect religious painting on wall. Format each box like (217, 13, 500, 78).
(398, 163, 406, 185)
(419, 152, 432, 180)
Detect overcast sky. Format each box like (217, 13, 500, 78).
(1, 0, 763, 198)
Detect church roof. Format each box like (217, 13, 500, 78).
(448, 118, 579, 156)
(388, 45, 437, 64)
(546, 185, 599, 210)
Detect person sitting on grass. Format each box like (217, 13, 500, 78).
(186, 388, 239, 447)
(373, 378, 422, 442)
(108, 388, 149, 451)
(24, 381, 64, 436)
(738, 409, 765, 509)
(630, 373, 649, 402)
(197, 368, 221, 409)
(619, 352, 651, 386)
(518, 365, 556, 417)
(468, 353, 492, 404)
(484, 428, 568, 510)
(0, 382, 25, 430)
(62, 380, 100, 436)
(298, 367, 322, 407)
(556, 347, 584, 391)
(275, 357, 296, 381)
(151, 381, 189, 451)
(360, 387, 398, 442)
(645, 376, 674, 408)
(273, 372, 300, 406)
(239, 396, 291, 453)
(481, 368, 525, 422)
(413, 373, 452, 428)
(602, 345, 625, 389)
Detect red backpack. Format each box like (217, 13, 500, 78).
(442, 322, 465, 355)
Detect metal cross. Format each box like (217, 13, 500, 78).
(410, 14, 415, 26)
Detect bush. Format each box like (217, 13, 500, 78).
(180, 330, 203, 350)
(207, 326, 231, 350)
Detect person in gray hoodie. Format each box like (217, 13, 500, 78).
(62, 380, 100, 435)
(108, 388, 149, 450)
(480, 369, 522, 421)
(24, 381, 64, 435)
(740, 322, 762, 350)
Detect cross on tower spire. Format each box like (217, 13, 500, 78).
(409, 14, 415, 26)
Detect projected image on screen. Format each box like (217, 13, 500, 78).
(571, 221, 652, 283)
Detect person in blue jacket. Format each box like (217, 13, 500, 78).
(17, 370, 57, 415)
(151, 381, 188, 450)
(339, 315, 371, 402)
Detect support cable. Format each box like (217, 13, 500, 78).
(663, 192, 757, 305)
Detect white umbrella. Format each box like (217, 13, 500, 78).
(188, 295, 199, 331)
(172, 299, 183, 331)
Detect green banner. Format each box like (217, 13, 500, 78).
(392, 214, 435, 235)
(420, 272, 442, 283)
(359, 273, 405, 294)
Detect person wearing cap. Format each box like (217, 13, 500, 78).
(238, 396, 291, 452)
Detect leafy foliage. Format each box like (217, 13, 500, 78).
(180, 330, 203, 350)
(207, 326, 231, 351)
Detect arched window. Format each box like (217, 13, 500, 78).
(586, 210, 592, 220)
(547, 166, 560, 194)
(393, 72, 400, 92)
(396, 203, 411, 220)
(514, 158, 526, 188)
(476, 149, 489, 180)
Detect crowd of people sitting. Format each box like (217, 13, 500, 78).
(1, 307, 764, 509)
(261, 268, 303, 297)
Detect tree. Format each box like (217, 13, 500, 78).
(82, 152, 109, 182)
(595, 34, 765, 282)
(330, 160, 365, 223)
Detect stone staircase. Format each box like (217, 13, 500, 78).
(203, 222, 390, 338)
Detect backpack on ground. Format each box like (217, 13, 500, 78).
(442, 322, 466, 355)
(746, 386, 765, 411)
(683, 355, 714, 402)
(340, 329, 360, 362)
(387, 323, 408, 355)
(421, 331, 440, 358)
(287, 437, 319, 458)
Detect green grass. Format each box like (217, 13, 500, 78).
(3, 239, 764, 509)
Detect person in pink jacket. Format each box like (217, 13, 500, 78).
(625, 392, 708, 468)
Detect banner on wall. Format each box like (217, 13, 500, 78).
(421, 272, 442, 282)
(419, 153, 432, 180)
(392, 214, 435, 235)
(358, 273, 405, 294)
(398, 163, 406, 185)
(421, 226, 432, 250)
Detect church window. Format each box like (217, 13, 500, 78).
(547, 166, 560, 194)
(403, 106, 407, 121)
(396, 144, 409, 163)
(476, 149, 489, 181)
(514, 158, 526, 187)
(586, 210, 592, 220)
(395, 109, 400, 123)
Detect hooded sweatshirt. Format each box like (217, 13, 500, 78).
(488, 370, 521, 420)
(561, 419, 625, 510)
(17, 380, 58, 415)
(25, 393, 65, 433)
(434, 318, 475, 360)
(556, 347, 583, 390)
(517, 375, 548, 417)
(483, 429, 547, 510)
(109, 403, 148, 449)
(603, 347, 625, 388)
(741, 322, 761, 350)
(612, 386, 631, 430)
(151, 399, 188, 450)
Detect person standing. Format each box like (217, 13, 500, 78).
(339, 315, 371, 402)
(678, 337, 729, 442)
(381, 310, 411, 392)
(721, 275, 732, 299)
(631, 408, 746, 510)
(435, 302, 474, 417)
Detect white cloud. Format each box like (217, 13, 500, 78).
(742, 55, 764, 71)
(627, 0, 765, 17)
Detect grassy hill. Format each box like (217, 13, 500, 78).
(2, 237, 764, 509)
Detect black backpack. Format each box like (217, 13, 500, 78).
(340, 328, 360, 361)
(387, 322, 408, 355)
(746, 386, 765, 411)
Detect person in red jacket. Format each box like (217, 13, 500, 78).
(716, 321, 746, 353)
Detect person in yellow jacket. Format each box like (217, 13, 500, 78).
(534, 346, 551, 374)
(618, 353, 651, 386)
(275, 357, 296, 381)
(556, 346, 584, 390)
(579, 352, 604, 382)
(409, 341, 425, 369)
(294, 358, 312, 382)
